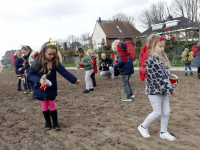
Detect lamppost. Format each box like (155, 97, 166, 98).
(190, 30, 194, 42)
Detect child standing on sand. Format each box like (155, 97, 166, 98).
(29, 42, 80, 130)
(138, 34, 178, 141)
(77, 48, 94, 93)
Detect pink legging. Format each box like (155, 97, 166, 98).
(41, 100, 56, 111)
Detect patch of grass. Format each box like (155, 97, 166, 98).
(170, 61, 185, 67)
(132, 61, 186, 67)
(63, 63, 76, 67)
(2, 68, 15, 71)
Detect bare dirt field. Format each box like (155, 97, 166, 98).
(0, 69, 200, 150)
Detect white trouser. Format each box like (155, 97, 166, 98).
(85, 69, 93, 90)
(142, 94, 170, 133)
(100, 66, 115, 78)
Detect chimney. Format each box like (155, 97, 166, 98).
(99, 17, 101, 23)
(167, 14, 173, 21)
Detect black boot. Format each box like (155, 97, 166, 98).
(42, 110, 52, 130)
(50, 110, 61, 131)
(18, 81, 23, 91)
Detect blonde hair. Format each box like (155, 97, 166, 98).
(14, 50, 23, 58)
(87, 49, 95, 56)
(184, 48, 189, 53)
(147, 34, 170, 68)
(111, 40, 120, 51)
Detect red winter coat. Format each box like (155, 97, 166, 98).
(91, 56, 97, 73)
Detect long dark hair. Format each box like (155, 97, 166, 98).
(34, 42, 59, 73)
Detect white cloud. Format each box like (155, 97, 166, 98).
(0, 0, 172, 59)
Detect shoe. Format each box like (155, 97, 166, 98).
(190, 73, 193, 76)
(18, 89, 24, 91)
(185, 73, 188, 76)
(50, 110, 61, 131)
(42, 110, 52, 130)
(131, 93, 135, 98)
(82, 89, 89, 93)
(160, 132, 176, 141)
(29, 97, 36, 100)
(24, 89, 30, 94)
(122, 97, 132, 101)
(93, 83, 96, 87)
(90, 88, 94, 91)
(138, 124, 151, 138)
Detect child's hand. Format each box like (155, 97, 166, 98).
(106, 64, 109, 67)
(40, 79, 46, 86)
(75, 80, 81, 85)
(173, 82, 177, 88)
(79, 62, 82, 65)
(171, 89, 175, 96)
(18, 68, 22, 71)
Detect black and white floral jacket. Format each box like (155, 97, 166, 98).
(145, 53, 175, 95)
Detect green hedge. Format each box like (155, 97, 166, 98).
(96, 51, 116, 59)
(183, 42, 198, 49)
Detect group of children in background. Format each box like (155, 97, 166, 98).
(181, 42, 200, 78)
(12, 36, 200, 143)
(14, 46, 36, 100)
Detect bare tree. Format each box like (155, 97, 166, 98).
(111, 12, 135, 26)
(138, 2, 171, 29)
(171, 0, 200, 22)
(80, 32, 90, 45)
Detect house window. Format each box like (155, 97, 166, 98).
(152, 24, 164, 31)
(97, 29, 100, 36)
(165, 34, 170, 40)
(179, 32, 186, 38)
(166, 20, 179, 28)
(116, 25, 122, 33)
(97, 38, 101, 45)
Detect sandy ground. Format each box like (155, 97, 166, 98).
(0, 69, 200, 150)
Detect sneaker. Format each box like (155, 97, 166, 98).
(89, 88, 94, 91)
(18, 89, 24, 91)
(131, 94, 135, 98)
(82, 89, 89, 93)
(138, 124, 151, 138)
(24, 89, 30, 94)
(160, 132, 176, 141)
(122, 97, 132, 101)
(190, 73, 193, 76)
(185, 73, 188, 76)
(93, 84, 96, 87)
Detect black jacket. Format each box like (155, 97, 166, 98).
(99, 56, 113, 71)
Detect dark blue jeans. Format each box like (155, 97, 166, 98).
(18, 76, 27, 90)
(185, 64, 193, 74)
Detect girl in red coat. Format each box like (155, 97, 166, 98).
(88, 50, 97, 87)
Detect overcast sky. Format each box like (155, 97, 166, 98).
(0, 0, 173, 59)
